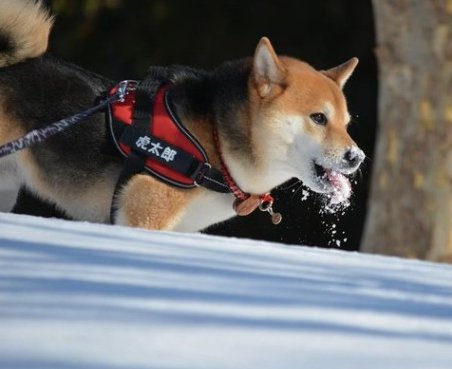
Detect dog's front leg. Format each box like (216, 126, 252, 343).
(113, 174, 198, 230)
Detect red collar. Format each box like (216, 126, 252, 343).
(212, 128, 282, 224)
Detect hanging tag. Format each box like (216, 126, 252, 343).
(233, 195, 261, 216)
(270, 211, 282, 225)
(266, 205, 282, 225)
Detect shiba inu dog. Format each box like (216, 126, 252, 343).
(0, 0, 364, 232)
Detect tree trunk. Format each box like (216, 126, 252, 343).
(361, 0, 452, 262)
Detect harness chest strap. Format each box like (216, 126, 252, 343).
(109, 80, 230, 193)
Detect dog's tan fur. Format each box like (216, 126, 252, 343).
(0, 0, 53, 67)
(0, 103, 26, 146)
(117, 175, 201, 229)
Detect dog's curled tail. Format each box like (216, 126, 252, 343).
(0, 0, 53, 67)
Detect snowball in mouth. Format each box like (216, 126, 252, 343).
(325, 169, 352, 205)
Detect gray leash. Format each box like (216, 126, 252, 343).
(0, 81, 129, 159)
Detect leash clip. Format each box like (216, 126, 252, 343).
(117, 80, 138, 102)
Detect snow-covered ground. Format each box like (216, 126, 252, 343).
(1, 212, 452, 369)
(0, 186, 18, 212)
(0, 158, 19, 212)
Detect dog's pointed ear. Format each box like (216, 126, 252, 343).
(253, 37, 287, 97)
(322, 57, 359, 89)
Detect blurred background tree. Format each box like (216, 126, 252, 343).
(361, 0, 452, 262)
(13, 0, 377, 251)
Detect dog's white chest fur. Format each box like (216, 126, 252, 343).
(173, 191, 236, 232)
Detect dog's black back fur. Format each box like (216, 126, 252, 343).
(0, 56, 117, 187)
(0, 57, 220, 187)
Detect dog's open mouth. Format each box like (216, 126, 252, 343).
(314, 163, 352, 204)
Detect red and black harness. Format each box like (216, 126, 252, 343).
(108, 80, 229, 192)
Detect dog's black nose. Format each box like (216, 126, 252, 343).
(343, 147, 365, 168)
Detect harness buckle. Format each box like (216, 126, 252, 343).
(193, 162, 212, 187)
(117, 80, 138, 102)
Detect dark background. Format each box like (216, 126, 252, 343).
(15, 0, 377, 251)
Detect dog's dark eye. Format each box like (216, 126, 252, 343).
(310, 113, 328, 126)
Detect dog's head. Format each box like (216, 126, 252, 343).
(225, 37, 365, 202)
